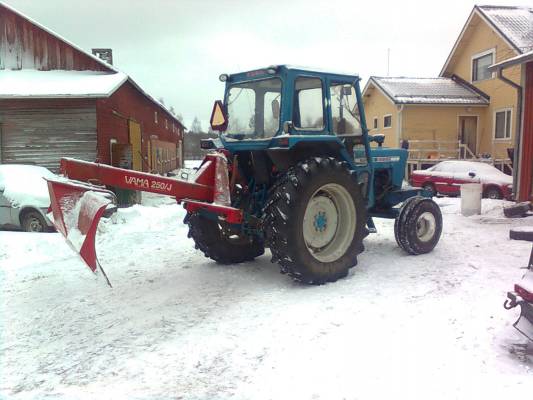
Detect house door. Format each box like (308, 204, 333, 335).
(459, 116, 477, 158)
(128, 120, 142, 171)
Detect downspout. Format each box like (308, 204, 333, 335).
(397, 104, 404, 147)
(496, 68, 522, 199)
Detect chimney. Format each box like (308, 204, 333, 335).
(92, 48, 113, 65)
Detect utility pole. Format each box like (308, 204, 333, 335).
(387, 48, 390, 76)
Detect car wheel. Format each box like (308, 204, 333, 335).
(422, 183, 436, 197)
(21, 210, 47, 232)
(484, 187, 502, 200)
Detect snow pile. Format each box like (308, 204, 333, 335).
(0, 197, 532, 399)
(0, 164, 55, 208)
(0, 70, 127, 98)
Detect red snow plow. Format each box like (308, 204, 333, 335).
(46, 153, 242, 284)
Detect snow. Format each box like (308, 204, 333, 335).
(0, 70, 128, 98)
(1, 195, 532, 399)
(369, 77, 489, 105)
(414, 160, 513, 186)
(479, 5, 533, 54)
(63, 191, 112, 252)
(0, 164, 55, 208)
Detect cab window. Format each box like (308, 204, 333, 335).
(330, 83, 361, 135)
(293, 77, 324, 129)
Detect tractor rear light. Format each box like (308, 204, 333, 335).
(515, 284, 533, 303)
(278, 137, 289, 146)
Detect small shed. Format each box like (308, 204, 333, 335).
(0, 2, 184, 173)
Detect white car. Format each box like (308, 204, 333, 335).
(0, 164, 55, 232)
(410, 160, 513, 199)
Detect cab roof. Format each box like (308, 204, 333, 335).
(226, 65, 360, 82)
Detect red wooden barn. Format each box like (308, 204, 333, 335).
(0, 2, 185, 173)
(492, 50, 533, 202)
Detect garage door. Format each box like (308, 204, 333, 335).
(0, 107, 97, 172)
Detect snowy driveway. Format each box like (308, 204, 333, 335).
(1, 197, 532, 399)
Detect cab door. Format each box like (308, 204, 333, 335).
(292, 75, 327, 135)
(326, 80, 362, 136)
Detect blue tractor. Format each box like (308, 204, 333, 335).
(187, 65, 443, 284)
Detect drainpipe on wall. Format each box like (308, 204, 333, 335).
(397, 105, 404, 147)
(495, 68, 522, 199)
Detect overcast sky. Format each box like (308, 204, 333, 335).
(4, 0, 529, 129)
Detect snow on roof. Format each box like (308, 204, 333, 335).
(368, 77, 489, 105)
(478, 5, 533, 53)
(0, 70, 128, 98)
(0, 2, 185, 129)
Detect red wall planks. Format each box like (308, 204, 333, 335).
(519, 62, 533, 201)
(0, 4, 110, 72)
(96, 81, 183, 170)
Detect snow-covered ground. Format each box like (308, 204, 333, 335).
(1, 195, 532, 399)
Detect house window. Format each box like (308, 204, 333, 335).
(383, 114, 392, 128)
(165, 119, 168, 129)
(472, 50, 494, 82)
(494, 109, 512, 140)
(373, 117, 378, 129)
(154, 111, 158, 124)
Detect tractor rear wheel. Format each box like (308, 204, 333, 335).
(394, 196, 442, 255)
(263, 157, 366, 284)
(185, 213, 264, 264)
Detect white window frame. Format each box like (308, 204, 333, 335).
(471, 48, 495, 83)
(493, 108, 512, 141)
(373, 116, 378, 130)
(154, 111, 158, 124)
(383, 114, 392, 129)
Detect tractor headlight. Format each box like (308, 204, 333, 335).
(219, 74, 229, 82)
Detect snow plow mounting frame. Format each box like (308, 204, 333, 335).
(46, 153, 242, 281)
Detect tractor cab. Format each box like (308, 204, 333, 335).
(210, 65, 370, 158)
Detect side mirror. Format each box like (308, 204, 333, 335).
(283, 120, 293, 134)
(210, 100, 228, 132)
(468, 171, 476, 178)
(271, 99, 280, 120)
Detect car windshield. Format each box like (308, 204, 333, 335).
(224, 78, 282, 139)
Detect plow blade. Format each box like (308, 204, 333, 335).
(47, 178, 114, 285)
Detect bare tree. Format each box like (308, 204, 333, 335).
(190, 117, 203, 133)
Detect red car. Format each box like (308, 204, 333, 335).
(410, 160, 512, 200)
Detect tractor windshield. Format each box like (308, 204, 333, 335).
(224, 78, 282, 139)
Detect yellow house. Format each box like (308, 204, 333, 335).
(363, 5, 532, 168)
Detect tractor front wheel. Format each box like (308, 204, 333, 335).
(264, 157, 367, 284)
(185, 213, 264, 264)
(394, 196, 442, 255)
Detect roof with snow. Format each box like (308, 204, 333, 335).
(477, 5, 533, 54)
(0, 70, 128, 99)
(365, 76, 490, 105)
(0, 1, 185, 129)
(441, 5, 533, 76)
